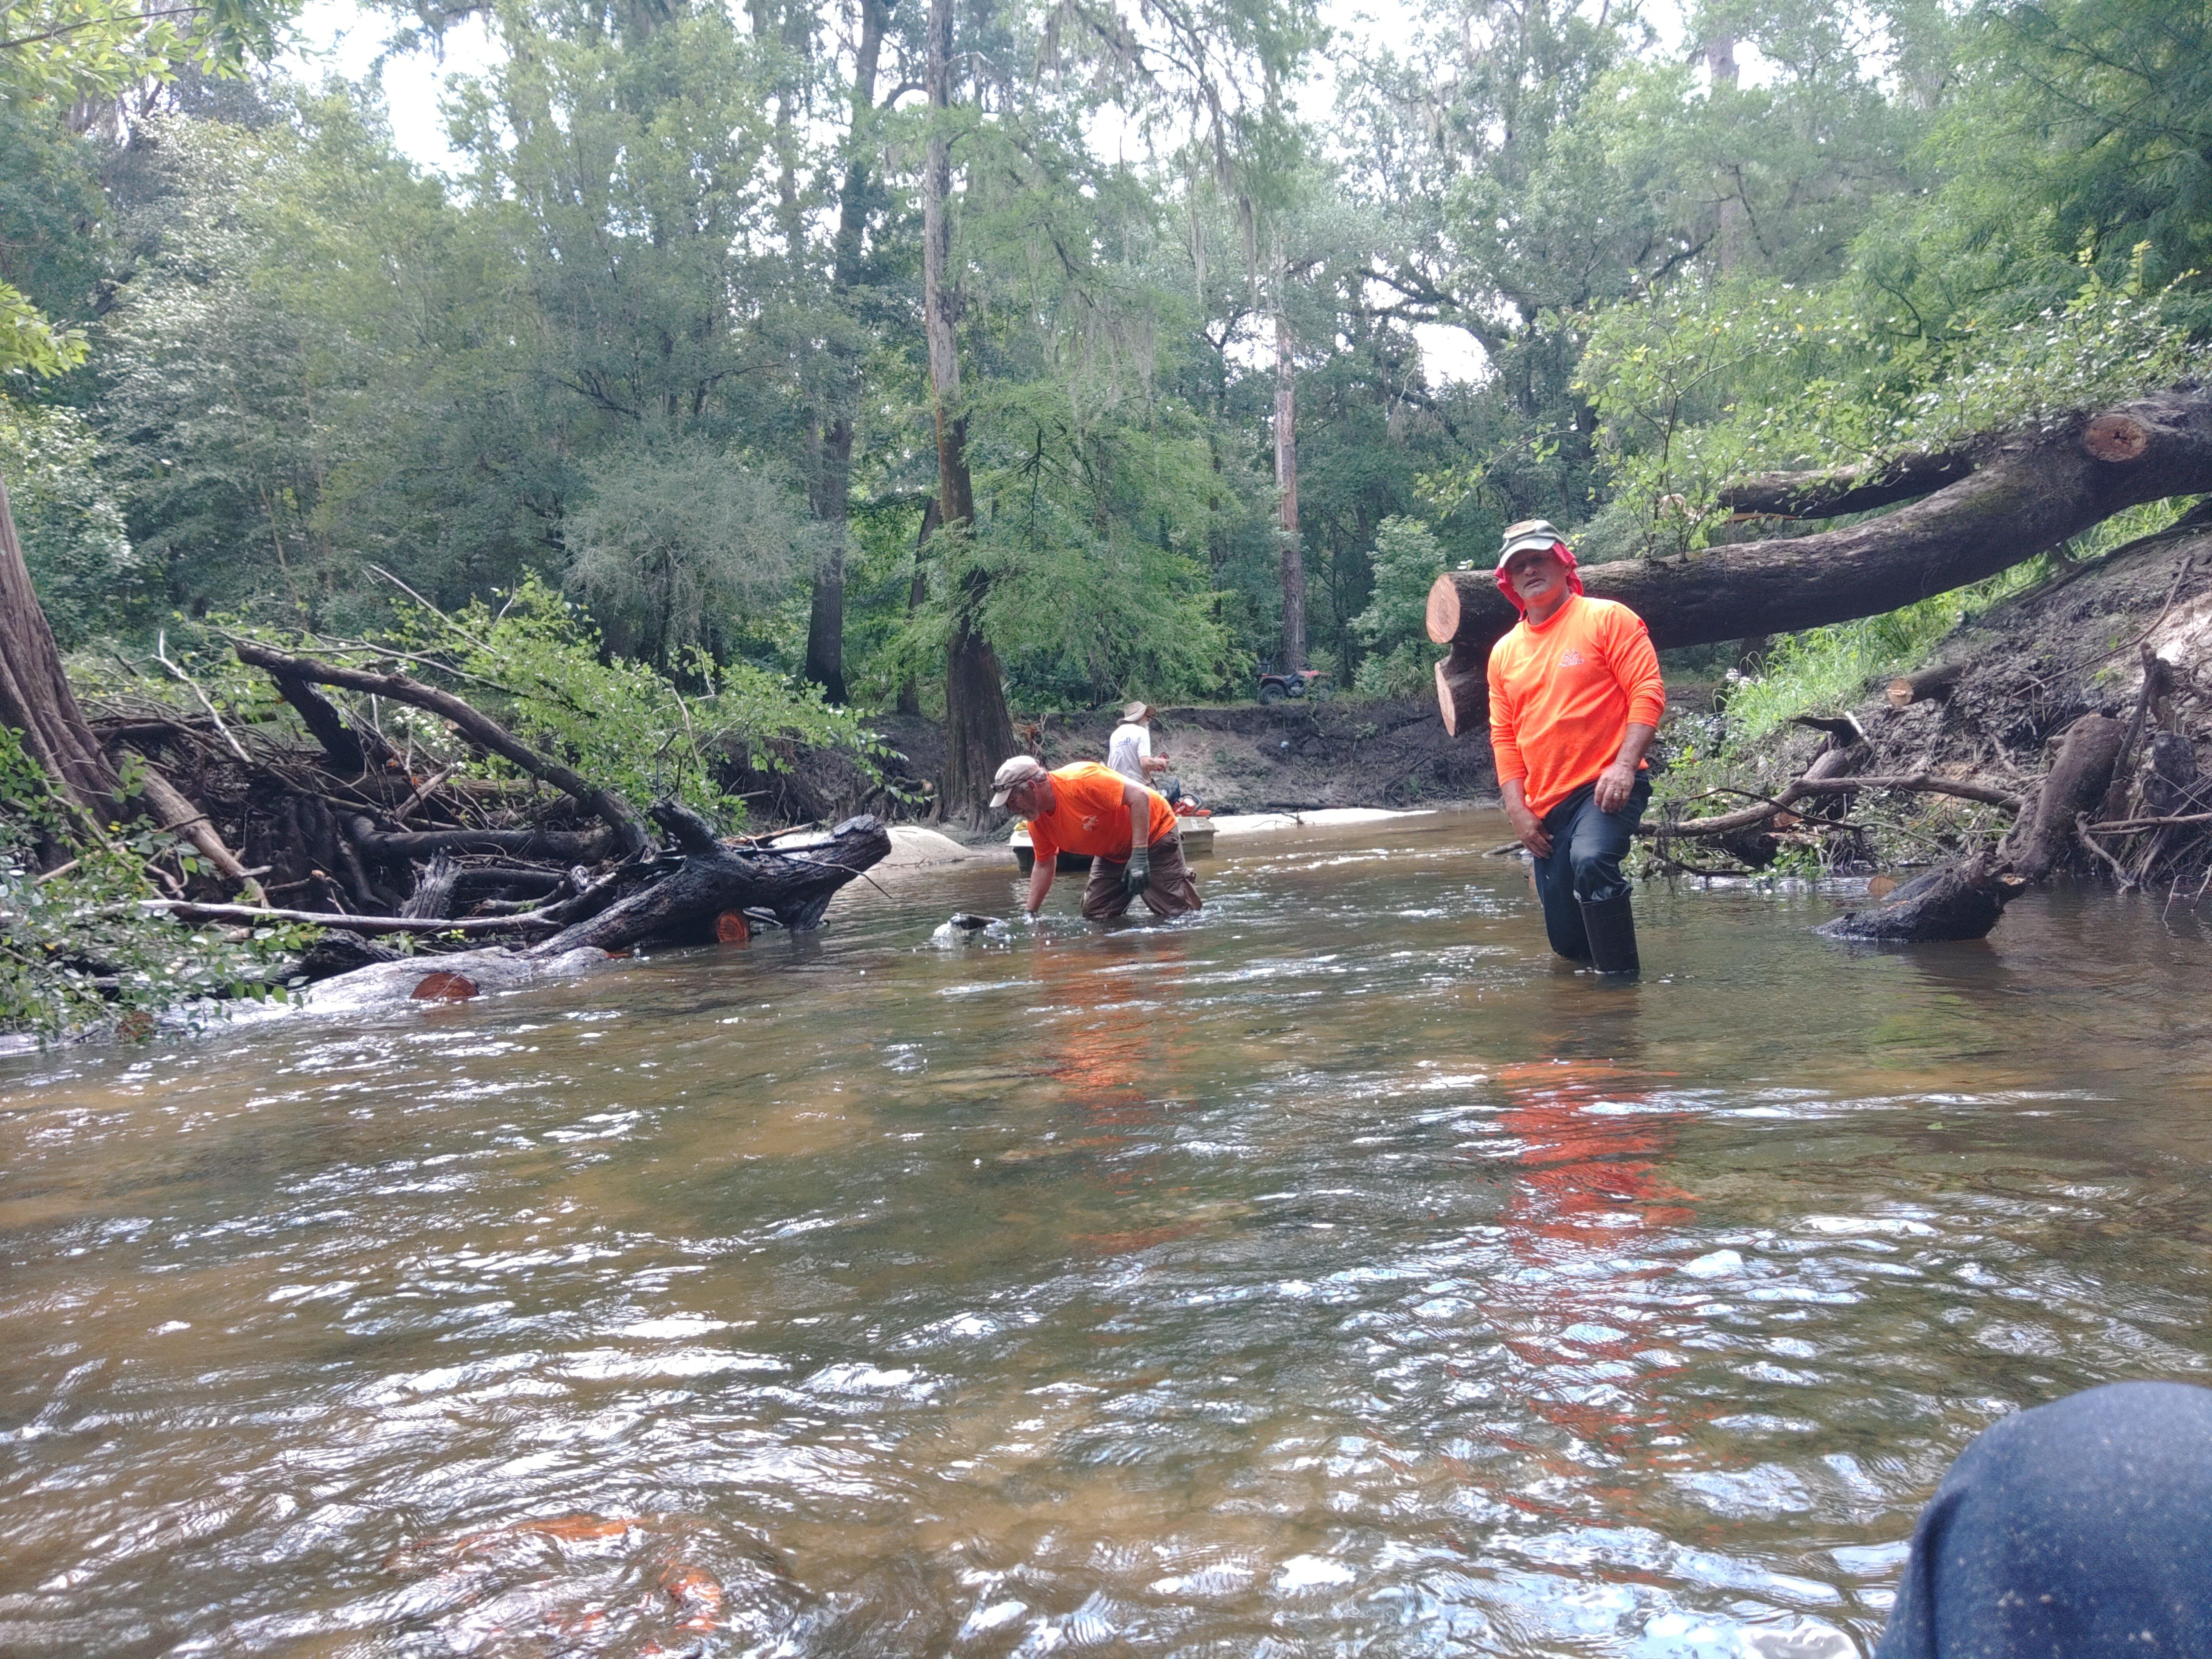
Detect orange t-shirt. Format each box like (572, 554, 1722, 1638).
(1486, 593, 1667, 817)
(1027, 762, 1178, 863)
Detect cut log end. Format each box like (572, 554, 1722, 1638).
(1887, 662, 1965, 709)
(410, 970, 480, 1001)
(714, 909, 751, 944)
(2084, 412, 2150, 464)
(1425, 573, 1465, 645)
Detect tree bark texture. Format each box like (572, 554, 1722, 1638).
(1425, 389, 2212, 734)
(1275, 308, 1306, 674)
(0, 467, 122, 833)
(528, 805, 890, 955)
(232, 640, 650, 855)
(799, 0, 890, 705)
(896, 495, 939, 718)
(922, 0, 1016, 824)
(1814, 856, 2008, 942)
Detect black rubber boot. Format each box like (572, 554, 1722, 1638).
(1577, 893, 1640, 975)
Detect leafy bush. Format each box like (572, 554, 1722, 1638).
(1350, 517, 1447, 697)
(0, 732, 307, 1042)
(211, 573, 890, 829)
(1577, 252, 2208, 558)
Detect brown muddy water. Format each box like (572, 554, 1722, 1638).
(4, 807, 2211, 1659)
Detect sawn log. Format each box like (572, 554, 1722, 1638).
(1425, 387, 2212, 733)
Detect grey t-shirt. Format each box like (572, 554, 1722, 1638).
(1106, 722, 1150, 781)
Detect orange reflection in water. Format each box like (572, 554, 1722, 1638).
(1484, 1054, 1701, 1509)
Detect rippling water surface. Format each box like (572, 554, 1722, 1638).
(5, 807, 2212, 1657)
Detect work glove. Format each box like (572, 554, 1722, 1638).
(1124, 845, 1151, 896)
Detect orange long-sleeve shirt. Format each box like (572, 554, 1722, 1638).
(1486, 594, 1666, 817)
(1026, 762, 1178, 864)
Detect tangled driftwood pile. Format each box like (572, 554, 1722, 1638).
(90, 640, 891, 998)
(1647, 524, 2212, 941)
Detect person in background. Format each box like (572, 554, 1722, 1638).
(992, 754, 1200, 923)
(1487, 519, 1666, 974)
(1107, 701, 1171, 787)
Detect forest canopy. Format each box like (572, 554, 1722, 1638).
(6, 0, 2211, 803)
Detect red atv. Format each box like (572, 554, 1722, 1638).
(1257, 666, 1330, 705)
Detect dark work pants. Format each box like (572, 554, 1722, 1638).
(1875, 1381, 2212, 1657)
(1531, 776, 1649, 961)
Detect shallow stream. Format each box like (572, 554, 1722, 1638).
(4, 808, 2211, 1657)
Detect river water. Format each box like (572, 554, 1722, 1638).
(4, 807, 2210, 1658)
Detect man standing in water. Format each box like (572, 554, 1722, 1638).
(1106, 701, 1171, 787)
(992, 755, 1201, 923)
(1487, 519, 1665, 974)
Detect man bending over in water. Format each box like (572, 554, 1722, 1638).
(992, 755, 1201, 923)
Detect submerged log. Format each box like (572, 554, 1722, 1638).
(1816, 856, 2009, 942)
(527, 805, 890, 956)
(1426, 387, 2212, 732)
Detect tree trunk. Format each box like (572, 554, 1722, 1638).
(896, 496, 939, 717)
(1426, 388, 2212, 733)
(528, 805, 891, 954)
(802, 416, 855, 703)
(1999, 712, 2125, 882)
(0, 467, 121, 837)
(1815, 855, 2009, 943)
(1274, 307, 1306, 673)
(923, 0, 1014, 824)
(799, 0, 888, 705)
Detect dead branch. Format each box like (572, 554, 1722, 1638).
(1652, 772, 2024, 838)
(231, 640, 649, 856)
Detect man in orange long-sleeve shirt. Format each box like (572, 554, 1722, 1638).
(1486, 519, 1666, 973)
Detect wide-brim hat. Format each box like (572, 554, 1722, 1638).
(1120, 700, 1152, 723)
(989, 754, 1048, 808)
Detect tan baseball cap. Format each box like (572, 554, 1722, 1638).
(989, 754, 1048, 808)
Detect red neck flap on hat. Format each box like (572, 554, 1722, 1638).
(1496, 542, 1585, 611)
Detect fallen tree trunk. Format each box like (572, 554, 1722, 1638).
(1720, 450, 1977, 519)
(1425, 388, 2212, 733)
(232, 640, 650, 856)
(1998, 712, 2126, 882)
(344, 817, 612, 865)
(1654, 772, 2024, 838)
(528, 805, 890, 956)
(1815, 856, 2009, 942)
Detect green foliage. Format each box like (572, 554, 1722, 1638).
(351, 574, 882, 827)
(1577, 253, 2207, 555)
(0, 399, 139, 644)
(565, 442, 819, 672)
(1349, 516, 1444, 696)
(0, 727, 307, 1042)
